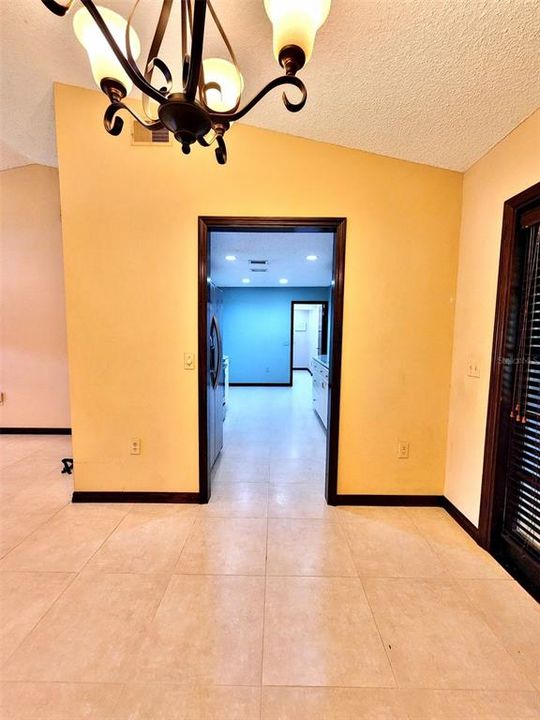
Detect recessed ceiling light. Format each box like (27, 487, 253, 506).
(306, 254, 318, 261)
(225, 255, 236, 261)
(241, 278, 250, 284)
(279, 278, 289, 284)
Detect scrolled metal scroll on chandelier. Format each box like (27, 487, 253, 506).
(41, 0, 332, 164)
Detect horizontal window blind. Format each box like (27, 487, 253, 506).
(504, 223, 540, 558)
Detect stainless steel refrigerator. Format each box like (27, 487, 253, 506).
(207, 283, 224, 468)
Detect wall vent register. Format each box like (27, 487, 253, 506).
(249, 260, 269, 273)
(132, 121, 171, 146)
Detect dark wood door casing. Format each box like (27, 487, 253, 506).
(198, 217, 347, 505)
(479, 182, 540, 593)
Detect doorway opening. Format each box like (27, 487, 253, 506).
(291, 301, 329, 375)
(198, 218, 346, 505)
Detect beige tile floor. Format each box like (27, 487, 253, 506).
(1, 374, 539, 718)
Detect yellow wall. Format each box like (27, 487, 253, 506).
(0, 165, 70, 428)
(55, 83, 462, 495)
(445, 109, 540, 525)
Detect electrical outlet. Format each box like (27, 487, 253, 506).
(397, 441, 409, 459)
(467, 361, 480, 378)
(184, 353, 195, 370)
(130, 438, 141, 455)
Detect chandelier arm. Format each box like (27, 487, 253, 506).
(141, 0, 174, 118)
(79, 0, 165, 103)
(181, 0, 187, 60)
(125, 0, 163, 98)
(104, 100, 165, 136)
(182, 0, 194, 85)
(215, 134, 227, 165)
(197, 0, 242, 113)
(198, 131, 217, 147)
(206, 0, 239, 70)
(282, 82, 308, 113)
(210, 75, 307, 123)
(144, 0, 173, 81)
(184, 0, 207, 101)
(186, 0, 194, 40)
(149, 58, 173, 93)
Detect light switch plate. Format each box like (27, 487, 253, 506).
(130, 438, 141, 455)
(184, 353, 195, 370)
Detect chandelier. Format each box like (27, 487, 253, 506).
(41, 0, 331, 164)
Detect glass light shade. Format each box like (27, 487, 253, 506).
(264, 0, 331, 63)
(73, 6, 140, 94)
(145, 97, 161, 121)
(202, 58, 244, 112)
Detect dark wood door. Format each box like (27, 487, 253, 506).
(481, 182, 540, 599)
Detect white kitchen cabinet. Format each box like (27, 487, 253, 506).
(311, 357, 329, 430)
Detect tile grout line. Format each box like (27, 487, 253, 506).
(0, 503, 136, 670)
(404, 507, 511, 585)
(167, 510, 201, 573)
(351, 512, 534, 695)
(340, 520, 401, 691)
(107, 559, 182, 715)
(2, 678, 539, 692)
(259, 514, 270, 720)
(0, 443, 50, 472)
(0, 500, 71, 562)
(0, 447, 74, 561)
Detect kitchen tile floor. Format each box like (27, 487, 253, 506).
(1, 373, 539, 718)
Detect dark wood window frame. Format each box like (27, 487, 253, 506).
(479, 180, 540, 598)
(198, 217, 347, 505)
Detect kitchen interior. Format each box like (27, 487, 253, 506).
(293, 302, 330, 430)
(207, 231, 334, 490)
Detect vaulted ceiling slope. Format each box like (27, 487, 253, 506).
(1, 1, 539, 172)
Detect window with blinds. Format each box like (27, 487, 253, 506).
(503, 222, 540, 562)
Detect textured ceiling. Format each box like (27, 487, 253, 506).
(211, 232, 334, 287)
(1, 1, 539, 172)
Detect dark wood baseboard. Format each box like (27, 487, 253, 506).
(229, 382, 291, 387)
(333, 493, 481, 539)
(72, 491, 201, 504)
(439, 501, 539, 601)
(1, 427, 72, 435)
(333, 494, 445, 507)
(440, 497, 480, 542)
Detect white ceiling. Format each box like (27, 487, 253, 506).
(210, 231, 334, 287)
(1, 1, 539, 172)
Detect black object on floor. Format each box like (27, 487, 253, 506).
(61, 458, 73, 475)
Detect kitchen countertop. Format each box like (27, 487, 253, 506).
(313, 355, 329, 370)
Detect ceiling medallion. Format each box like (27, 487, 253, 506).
(41, 0, 332, 164)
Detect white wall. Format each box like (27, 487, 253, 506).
(293, 306, 321, 369)
(293, 309, 311, 368)
(0, 165, 70, 429)
(445, 109, 540, 525)
(309, 306, 321, 358)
